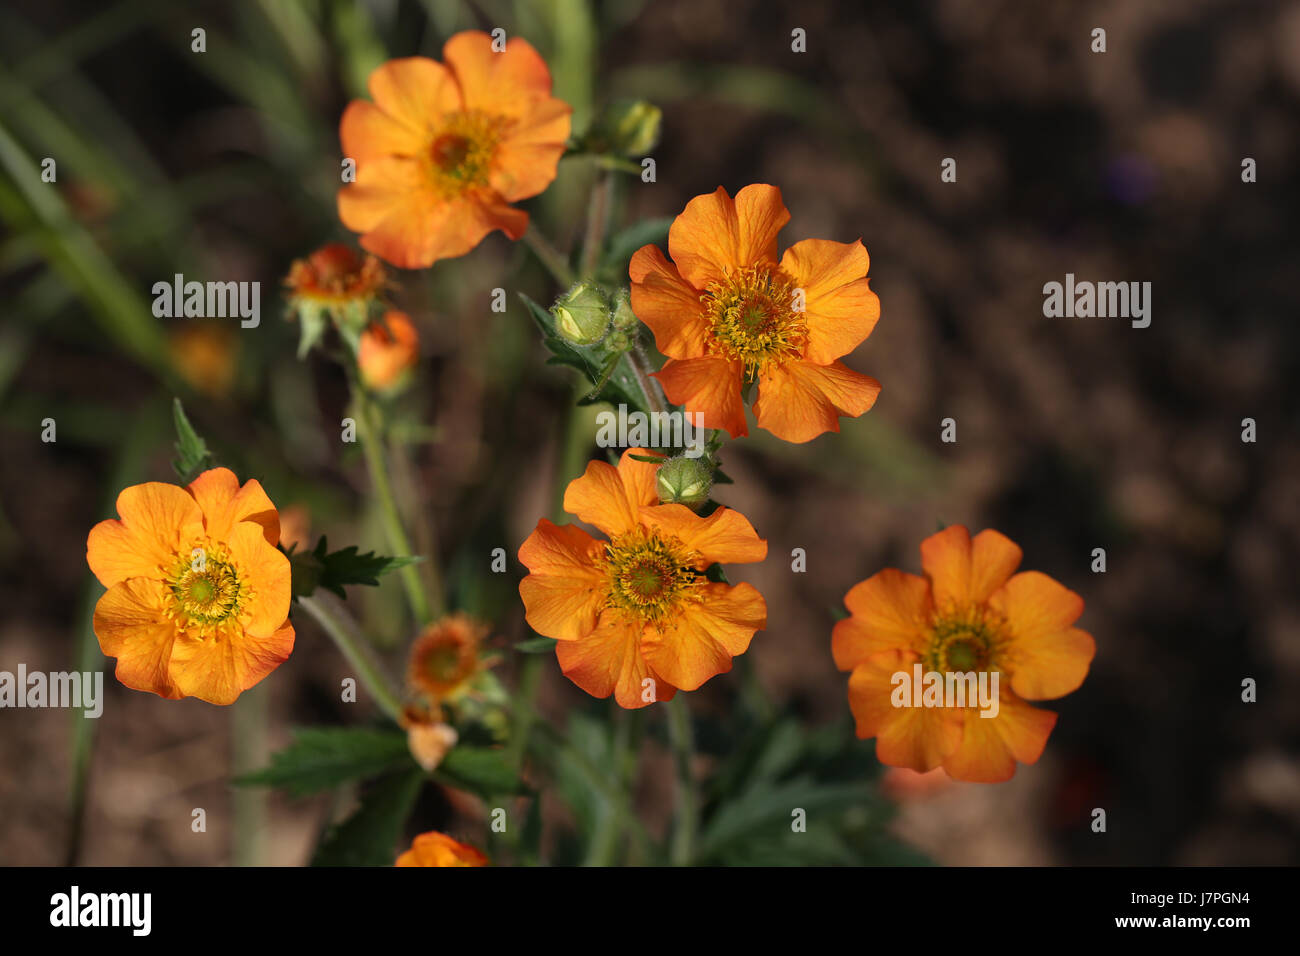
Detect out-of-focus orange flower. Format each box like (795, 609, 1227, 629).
(882, 767, 952, 801)
(338, 31, 571, 269)
(169, 324, 238, 398)
(517, 449, 767, 709)
(407, 613, 486, 701)
(276, 504, 312, 553)
(832, 525, 1095, 783)
(395, 831, 488, 867)
(284, 243, 388, 356)
(405, 718, 459, 772)
(358, 310, 419, 391)
(86, 467, 294, 705)
(630, 183, 881, 442)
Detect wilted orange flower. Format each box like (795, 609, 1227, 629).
(630, 183, 881, 442)
(517, 449, 767, 709)
(395, 831, 488, 867)
(408, 613, 486, 701)
(285, 243, 387, 307)
(358, 310, 419, 391)
(832, 525, 1095, 783)
(86, 467, 294, 705)
(338, 31, 571, 268)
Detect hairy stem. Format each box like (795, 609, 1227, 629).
(298, 593, 404, 723)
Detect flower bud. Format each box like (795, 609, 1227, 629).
(610, 288, 639, 331)
(553, 281, 611, 345)
(358, 310, 419, 393)
(656, 455, 712, 509)
(587, 100, 662, 157)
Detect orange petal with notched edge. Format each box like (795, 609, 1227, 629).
(339, 100, 429, 167)
(615, 448, 664, 512)
(640, 582, 766, 691)
(920, 525, 1022, 611)
(168, 618, 296, 707)
(667, 184, 789, 288)
(517, 519, 607, 641)
(92, 578, 182, 699)
(779, 238, 880, 365)
(846, 649, 964, 772)
(555, 611, 674, 709)
(563, 459, 639, 538)
(87, 482, 204, 589)
(365, 57, 460, 140)
(940, 693, 1057, 783)
(629, 245, 710, 360)
(637, 504, 767, 567)
(187, 467, 279, 546)
(443, 32, 555, 117)
(753, 359, 880, 443)
(991, 571, 1095, 701)
(652, 357, 747, 438)
(832, 569, 933, 671)
(227, 521, 291, 637)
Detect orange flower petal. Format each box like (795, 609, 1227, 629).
(920, 525, 1022, 610)
(641, 582, 766, 691)
(940, 694, 1057, 783)
(845, 649, 963, 771)
(365, 57, 460, 139)
(637, 504, 767, 567)
(753, 359, 880, 443)
(490, 97, 571, 202)
(517, 519, 606, 641)
(92, 578, 182, 699)
(167, 618, 296, 706)
(667, 184, 789, 288)
(652, 357, 748, 438)
(832, 569, 932, 671)
(339, 99, 428, 167)
(86, 482, 204, 589)
(443, 32, 555, 116)
(187, 467, 280, 546)
(226, 521, 292, 637)
(991, 571, 1095, 700)
(563, 459, 640, 537)
(779, 238, 880, 365)
(616, 447, 664, 511)
(555, 611, 674, 709)
(396, 831, 488, 867)
(629, 245, 710, 360)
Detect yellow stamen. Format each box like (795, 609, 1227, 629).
(423, 111, 510, 198)
(601, 528, 702, 624)
(164, 541, 248, 638)
(701, 264, 807, 377)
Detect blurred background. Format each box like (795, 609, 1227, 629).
(2, 0, 1298, 866)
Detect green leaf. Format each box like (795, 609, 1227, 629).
(704, 563, 729, 584)
(514, 636, 558, 654)
(234, 727, 412, 797)
(435, 746, 527, 797)
(311, 768, 425, 867)
(290, 534, 424, 600)
(171, 398, 213, 483)
(520, 292, 649, 414)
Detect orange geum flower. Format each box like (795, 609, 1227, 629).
(832, 525, 1095, 783)
(358, 309, 419, 392)
(86, 468, 294, 706)
(630, 183, 881, 442)
(337, 31, 571, 269)
(407, 613, 486, 702)
(396, 831, 488, 867)
(517, 449, 767, 709)
(284, 243, 388, 356)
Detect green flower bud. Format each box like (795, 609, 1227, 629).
(587, 100, 662, 157)
(656, 456, 713, 509)
(610, 289, 639, 331)
(553, 281, 611, 345)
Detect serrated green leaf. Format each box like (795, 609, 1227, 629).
(435, 746, 527, 797)
(311, 768, 425, 867)
(291, 534, 424, 600)
(235, 726, 412, 797)
(171, 398, 213, 483)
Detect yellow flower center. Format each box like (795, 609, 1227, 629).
(602, 528, 702, 624)
(701, 264, 807, 377)
(924, 606, 1005, 676)
(424, 111, 508, 198)
(165, 542, 248, 636)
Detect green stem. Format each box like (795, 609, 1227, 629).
(666, 696, 697, 866)
(298, 593, 404, 723)
(351, 386, 434, 625)
(231, 681, 268, 866)
(628, 344, 669, 415)
(521, 223, 575, 288)
(579, 168, 612, 278)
